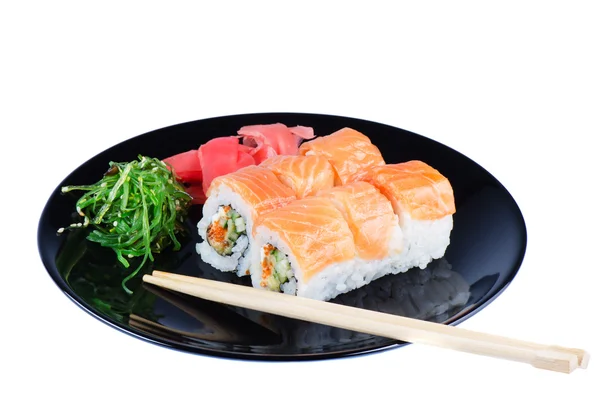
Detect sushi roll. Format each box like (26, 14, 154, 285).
(316, 181, 404, 282)
(249, 196, 357, 301)
(259, 154, 335, 199)
(362, 160, 456, 271)
(298, 127, 385, 185)
(196, 166, 296, 275)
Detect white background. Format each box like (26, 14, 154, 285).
(2, 1, 599, 395)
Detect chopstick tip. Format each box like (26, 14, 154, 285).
(580, 351, 590, 369)
(142, 274, 153, 283)
(532, 349, 580, 374)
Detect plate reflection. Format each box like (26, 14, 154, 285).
(56, 227, 473, 356)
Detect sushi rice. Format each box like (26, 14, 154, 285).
(390, 213, 453, 271)
(196, 184, 255, 275)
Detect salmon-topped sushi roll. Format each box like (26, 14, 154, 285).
(316, 181, 405, 284)
(317, 182, 403, 260)
(362, 160, 456, 271)
(196, 166, 296, 275)
(298, 127, 385, 185)
(250, 196, 357, 301)
(259, 154, 335, 199)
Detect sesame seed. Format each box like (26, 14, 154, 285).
(57, 227, 65, 234)
(77, 223, 82, 227)
(128, 254, 133, 258)
(101, 182, 107, 187)
(113, 221, 118, 226)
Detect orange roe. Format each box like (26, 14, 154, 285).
(207, 220, 226, 243)
(261, 243, 274, 285)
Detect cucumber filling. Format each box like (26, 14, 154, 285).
(207, 205, 247, 256)
(260, 244, 294, 292)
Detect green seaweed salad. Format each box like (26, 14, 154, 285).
(59, 155, 192, 293)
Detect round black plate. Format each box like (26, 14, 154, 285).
(37, 113, 527, 360)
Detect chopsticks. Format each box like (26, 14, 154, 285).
(143, 271, 590, 373)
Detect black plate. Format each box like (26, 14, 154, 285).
(37, 113, 527, 360)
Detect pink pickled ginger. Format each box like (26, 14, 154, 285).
(162, 123, 315, 204)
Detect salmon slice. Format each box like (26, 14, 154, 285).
(253, 196, 356, 282)
(362, 160, 456, 221)
(298, 127, 385, 185)
(207, 165, 297, 220)
(316, 182, 399, 260)
(259, 154, 335, 199)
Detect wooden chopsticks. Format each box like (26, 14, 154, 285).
(142, 271, 589, 373)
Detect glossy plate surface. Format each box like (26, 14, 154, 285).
(38, 113, 527, 360)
